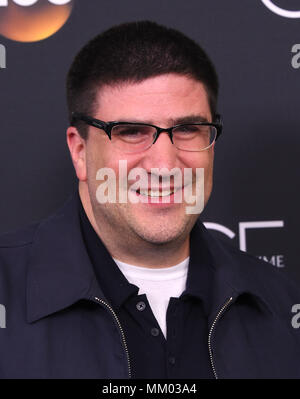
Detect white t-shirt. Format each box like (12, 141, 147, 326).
(113, 257, 190, 339)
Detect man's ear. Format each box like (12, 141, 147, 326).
(66, 126, 87, 181)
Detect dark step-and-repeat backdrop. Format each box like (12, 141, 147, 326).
(0, 1, 299, 281)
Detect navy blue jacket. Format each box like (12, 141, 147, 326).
(0, 192, 300, 379)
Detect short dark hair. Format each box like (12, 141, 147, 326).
(66, 20, 219, 139)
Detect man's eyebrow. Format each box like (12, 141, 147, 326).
(170, 115, 210, 125)
(117, 115, 210, 125)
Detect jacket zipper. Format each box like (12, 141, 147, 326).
(94, 296, 131, 379)
(208, 296, 233, 379)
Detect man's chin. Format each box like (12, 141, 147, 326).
(129, 220, 191, 246)
(136, 234, 178, 245)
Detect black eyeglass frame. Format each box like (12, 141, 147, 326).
(71, 111, 223, 150)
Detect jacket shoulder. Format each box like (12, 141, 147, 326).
(220, 237, 285, 275)
(215, 234, 300, 300)
(221, 237, 274, 267)
(0, 193, 77, 251)
(0, 221, 40, 249)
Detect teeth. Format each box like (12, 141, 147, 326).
(139, 189, 174, 197)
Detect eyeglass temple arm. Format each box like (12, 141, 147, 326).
(214, 113, 223, 138)
(71, 112, 107, 130)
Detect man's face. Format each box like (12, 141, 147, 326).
(84, 73, 214, 245)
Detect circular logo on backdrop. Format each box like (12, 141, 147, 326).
(0, 0, 73, 42)
(261, 0, 300, 18)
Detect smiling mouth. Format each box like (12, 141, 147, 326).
(137, 189, 174, 197)
(135, 187, 185, 198)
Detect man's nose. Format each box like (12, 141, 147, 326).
(141, 131, 178, 170)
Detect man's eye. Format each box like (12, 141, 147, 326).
(119, 129, 142, 136)
(111, 125, 153, 145)
(113, 125, 152, 138)
(176, 125, 199, 134)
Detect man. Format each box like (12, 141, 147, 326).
(0, 21, 300, 379)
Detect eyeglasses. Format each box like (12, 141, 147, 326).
(71, 112, 223, 153)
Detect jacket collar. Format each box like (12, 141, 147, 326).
(26, 192, 104, 323)
(26, 191, 275, 324)
(193, 220, 276, 325)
